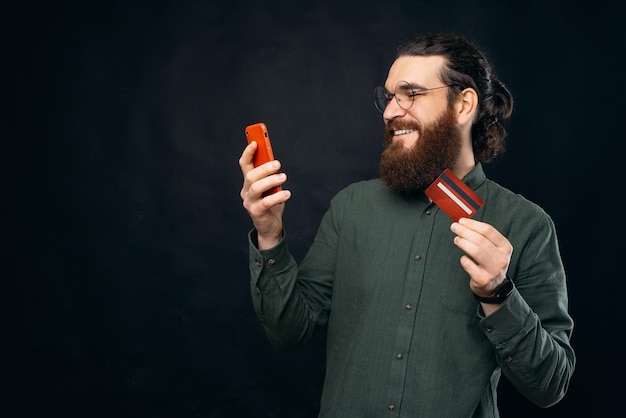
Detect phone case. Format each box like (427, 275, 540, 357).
(245, 122, 281, 196)
(245, 123, 275, 167)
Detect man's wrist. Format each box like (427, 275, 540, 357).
(473, 277, 514, 304)
(256, 229, 283, 250)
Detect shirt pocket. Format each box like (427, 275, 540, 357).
(435, 257, 478, 317)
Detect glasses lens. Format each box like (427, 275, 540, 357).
(394, 81, 414, 110)
(373, 86, 389, 113)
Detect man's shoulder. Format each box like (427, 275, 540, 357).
(480, 178, 553, 223)
(334, 178, 387, 200)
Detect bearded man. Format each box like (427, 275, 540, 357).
(238, 33, 575, 417)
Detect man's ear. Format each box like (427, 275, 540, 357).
(455, 88, 478, 126)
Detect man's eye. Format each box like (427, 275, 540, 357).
(407, 91, 424, 98)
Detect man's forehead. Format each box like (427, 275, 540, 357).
(385, 55, 446, 88)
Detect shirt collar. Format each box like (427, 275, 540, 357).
(461, 161, 487, 190)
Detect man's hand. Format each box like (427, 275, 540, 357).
(451, 218, 512, 309)
(239, 141, 291, 249)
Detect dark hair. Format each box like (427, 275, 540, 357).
(397, 34, 513, 162)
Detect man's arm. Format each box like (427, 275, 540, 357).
(453, 217, 575, 407)
(240, 142, 333, 350)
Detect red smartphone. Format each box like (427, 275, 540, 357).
(245, 122, 282, 196)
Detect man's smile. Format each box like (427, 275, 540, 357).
(393, 129, 417, 136)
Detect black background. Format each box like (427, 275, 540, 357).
(5, 0, 624, 417)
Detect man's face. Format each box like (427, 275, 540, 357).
(380, 107, 462, 194)
(379, 56, 463, 194)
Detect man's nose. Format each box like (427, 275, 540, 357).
(383, 97, 408, 121)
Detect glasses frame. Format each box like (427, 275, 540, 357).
(374, 80, 459, 113)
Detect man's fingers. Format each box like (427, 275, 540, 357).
(247, 172, 287, 198)
(451, 218, 512, 275)
(453, 218, 510, 249)
(239, 141, 258, 172)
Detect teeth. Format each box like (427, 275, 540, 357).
(393, 129, 416, 136)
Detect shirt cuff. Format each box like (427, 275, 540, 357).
(248, 229, 292, 281)
(477, 288, 532, 344)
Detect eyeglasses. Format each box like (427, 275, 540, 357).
(373, 80, 458, 113)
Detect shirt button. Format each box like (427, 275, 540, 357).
(267, 258, 276, 266)
(395, 353, 403, 360)
(505, 356, 513, 363)
(426, 209, 431, 215)
(485, 326, 494, 333)
(405, 304, 413, 311)
(388, 404, 396, 411)
(255, 260, 262, 267)
(414, 255, 422, 261)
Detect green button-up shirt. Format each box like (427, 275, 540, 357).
(248, 163, 575, 417)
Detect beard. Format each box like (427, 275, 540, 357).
(380, 107, 463, 195)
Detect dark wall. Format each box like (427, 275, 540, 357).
(5, 0, 623, 416)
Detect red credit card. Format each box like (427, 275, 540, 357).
(425, 169, 484, 222)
